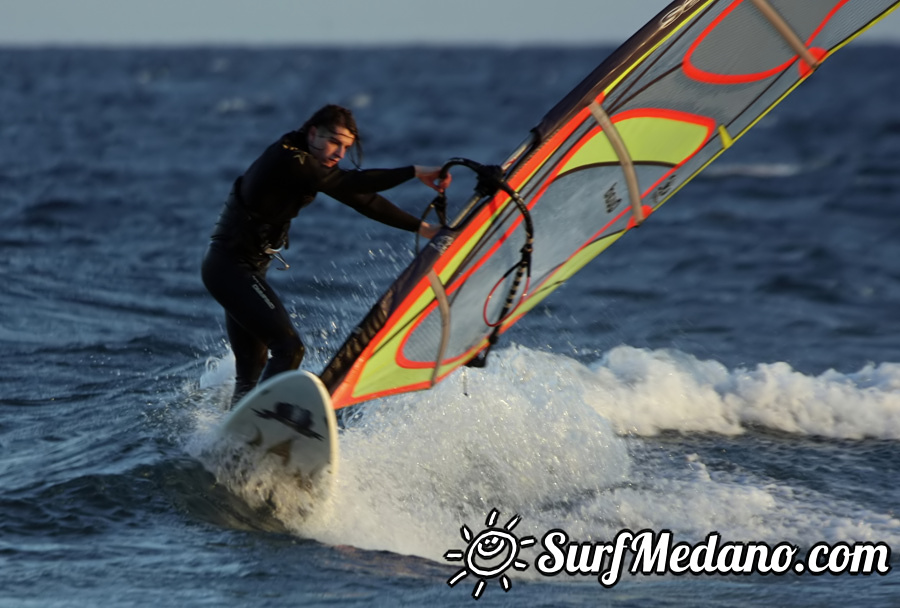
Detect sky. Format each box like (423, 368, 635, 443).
(2, 0, 899, 47)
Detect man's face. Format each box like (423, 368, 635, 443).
(307, 125, 355, 167)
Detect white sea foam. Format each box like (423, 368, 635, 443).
(303, 346, 632, 558)
(583, 345, 900, 440)
(186, 345, 900, 565)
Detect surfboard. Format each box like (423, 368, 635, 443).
(219, 370, 339, 496)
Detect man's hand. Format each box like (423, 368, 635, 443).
(418, 222, 440, 240)
(414, 165, 452, 192)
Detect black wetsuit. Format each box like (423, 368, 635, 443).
(202, 130, 420, 404)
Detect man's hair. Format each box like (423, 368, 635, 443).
(299, 104, 363, 167)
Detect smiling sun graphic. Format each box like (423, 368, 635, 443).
(444, 508, 536, 600)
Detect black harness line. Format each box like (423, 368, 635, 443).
(419, 158, 535, 370)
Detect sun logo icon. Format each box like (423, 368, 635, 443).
(444, 508, 536, 600)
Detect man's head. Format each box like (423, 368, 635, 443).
(301, 105, 361, 168)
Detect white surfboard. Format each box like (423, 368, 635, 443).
(219, 370, 339, 496)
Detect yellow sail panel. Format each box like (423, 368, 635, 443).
(559, 112, 716, 177)
(616, 113, 716, 166)
(557, 130, 618, 174)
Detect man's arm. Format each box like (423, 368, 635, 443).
(331, 191, 422, 232)
(317, 165, 416, 197)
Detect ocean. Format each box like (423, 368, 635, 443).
(1, 43, 898, 607)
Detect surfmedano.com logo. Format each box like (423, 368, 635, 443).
(444, 509, 536, 599)
(444, 509, 892, 600)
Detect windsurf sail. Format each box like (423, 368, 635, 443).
(320, 0, 900, 410)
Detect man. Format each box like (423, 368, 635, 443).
(202, 104, 450, 407)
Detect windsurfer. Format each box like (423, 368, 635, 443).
(202, 104, 450, 406)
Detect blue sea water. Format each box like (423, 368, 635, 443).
(1, 43, 899, 607)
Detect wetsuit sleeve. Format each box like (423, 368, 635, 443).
(317, 165, 416, 197)
(287, 152, 419, 230)
(332, 191, 422, 232)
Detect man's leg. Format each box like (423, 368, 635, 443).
(203, 247, 305, 406)
(225, 312, 267, 406)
